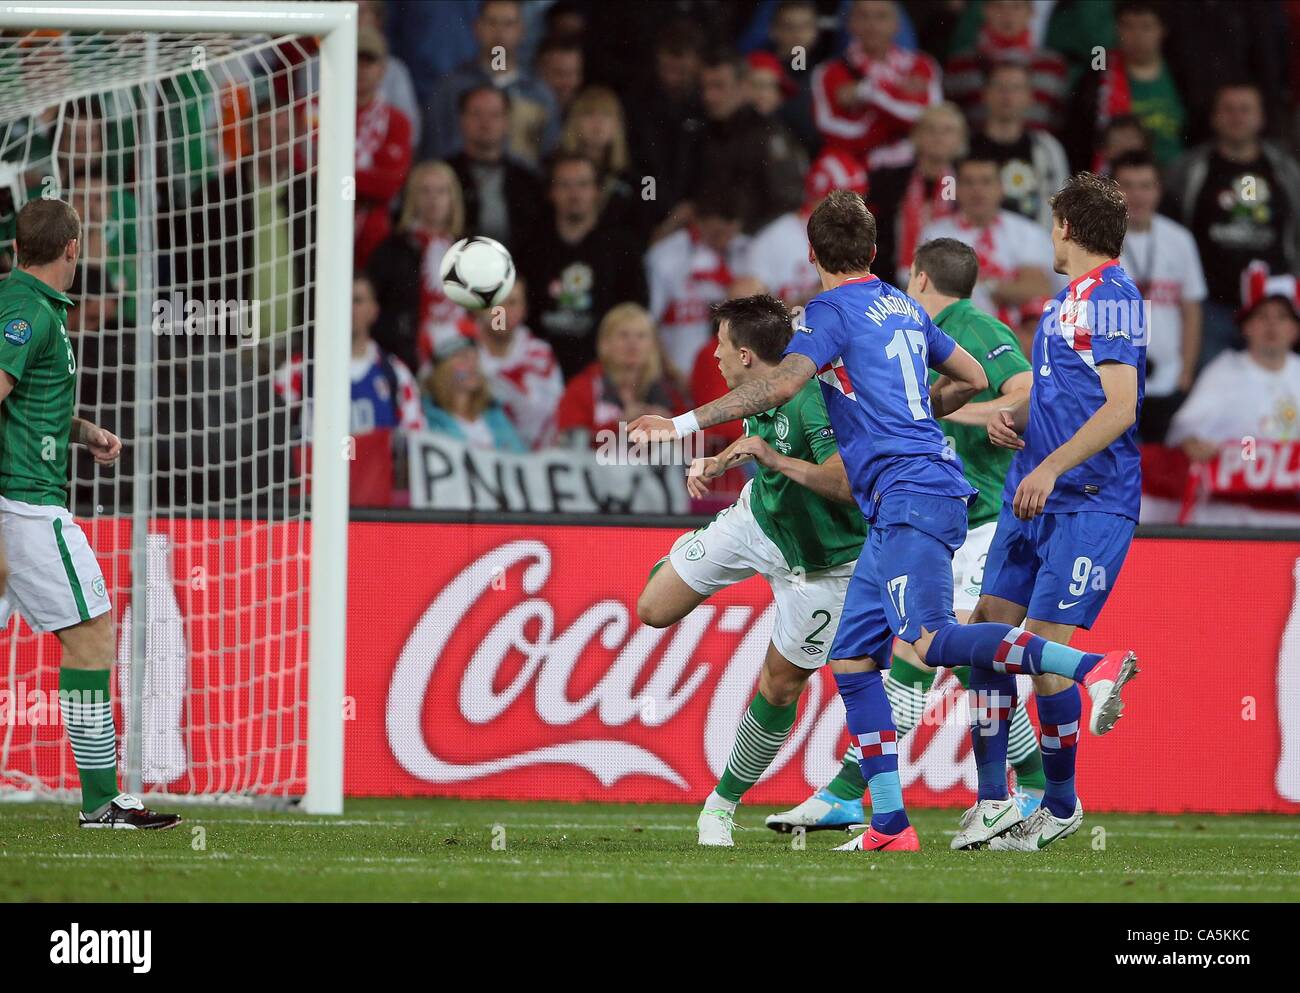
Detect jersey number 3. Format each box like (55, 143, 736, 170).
(884, 328, 928, 420)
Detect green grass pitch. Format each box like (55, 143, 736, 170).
(2, 799, 1297, 902)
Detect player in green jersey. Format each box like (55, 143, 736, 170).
(636, 295, 868, 847)
(0, 198, 179, 829)
(768, 237, 1048, 844)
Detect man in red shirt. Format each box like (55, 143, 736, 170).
(811, 0, 941, 168)
(354, 25, 413, 270)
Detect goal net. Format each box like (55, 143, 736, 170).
(0, 4, 353, 810)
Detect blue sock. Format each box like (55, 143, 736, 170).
(834, 670, 909, 835)
(928, 623, 1104, 680)
(1036, 685, 1081, 819)
(968, 668, 1014, 801)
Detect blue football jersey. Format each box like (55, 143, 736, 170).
(1004, 260, 1146, 520)
(784, 274, 975, 521)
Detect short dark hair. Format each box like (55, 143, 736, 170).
(1115, 0, 1164, 24)
(458, 84, 509, 116)
(984, 59, 1031, 84)
(695, 184, 744, 222)
(537, 34, 582, 61)
(16, 198, 81, 266)
(656, 19, 703, 57)
(1050, 172, 1128, 258)
(711, 294, 792, 364)
(701, 47, 745, 77)
(956, 153, 1002, 176)
(913, 238, 979, 298)
(548, 151, 597, 184)
(1109, 149, 1160, 181)
(807, 190, 876, 275)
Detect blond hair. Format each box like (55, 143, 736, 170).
(561, 86, 630, 176)
(913, 100, 968, 157)
(399, 160, 465, 239)
(596, 302, 663, 396)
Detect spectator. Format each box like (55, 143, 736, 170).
(943, 0, 1068, 132)
(745, 51, 791, 119)
(1166, 272, 1300, 526)
(518, 153, 647, 380)
(743, 148, 868, 309)
(1164, 82, 1300, 370)
(919, 153, 1059, 348)
(968, 60, 1069, 228)
(536, 35, 585, 119)
(1067, 1, 1187, 172)
(692, 48, 806, 234)
(422, 335, 526, 452)
(274, 274, 425, 440)
(1094, 113, 1152, 175)
(366, 160, 467, 375)
(647, 188, 750, 379)
(559, 86, 641, 233)
(811, 0, 941, 168)
(354, 25, 414, 270)
(625, 20, 706, 242)
(424, 0, 559, 165)
(758, 1, 823, 154)
(1112, 151, 1205, 443)
(555, 302, 685, 448)
(357, 0, 421, 149)
(474, 277, 564, 450)
(447, 85, 544, 246)
(868, 101, 965, 285)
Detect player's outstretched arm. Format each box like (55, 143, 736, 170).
(629, 354, 815, 440)
(940, 370, 1032, 428)
(719, 436, 854, 505)
(928, 343, 988, 418)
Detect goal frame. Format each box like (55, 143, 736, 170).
(0, 1, 355, 814)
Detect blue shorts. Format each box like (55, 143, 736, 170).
(981, 505, 1135, 629)
(830, 492, 968, 662)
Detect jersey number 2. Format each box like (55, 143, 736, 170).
(884, 328, 928, 420)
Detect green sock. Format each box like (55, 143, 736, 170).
(824, 752, 867, 800)
(59, 668, 120, 813)
(715, 692, 797, 803)
(1008, 699, 1046, 792)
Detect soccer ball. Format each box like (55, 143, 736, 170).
(439, 236, 516, 310)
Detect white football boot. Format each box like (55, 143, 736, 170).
(987, 799, 1084, 851)
(697, 807, 736, 847)
(949, 797, 1024, 850)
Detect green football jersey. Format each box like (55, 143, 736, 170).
(0, 268, 77, 507)
(745, 379, 867, 573)
(929, 299, 1032, 528)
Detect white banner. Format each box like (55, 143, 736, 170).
(407, 432, 689, 514)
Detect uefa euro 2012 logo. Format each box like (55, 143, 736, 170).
(3, 318, 31, 345)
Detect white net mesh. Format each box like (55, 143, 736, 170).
(0, 27, 328, 803)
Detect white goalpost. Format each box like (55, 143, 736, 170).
(0, 2, 353, 813)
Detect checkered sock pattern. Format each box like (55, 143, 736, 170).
(930, 623, 1102, 681)
(715, 692, 797, 804)
(1036, 685, 1082, 819)
(969, 668, 1015, 801)
(58, 668, 119, 814)
(835, 669, 908, 835)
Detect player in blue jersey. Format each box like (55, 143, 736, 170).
(949, 172, 1147, 852)
(631, 189, 1137, 852)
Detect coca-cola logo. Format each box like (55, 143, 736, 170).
(384, 540, 985, 793)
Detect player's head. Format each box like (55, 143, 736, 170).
(907, 238, 979, 313)
(15, 197, 81, 289)
(352, 273, 380, 342)
(710, 294, 792, 388)
(806, 189, 876, 277)
(1049, 172, 1128, 274)
(954, 154, 1003, 224)
(1110, 150, 1160, 227)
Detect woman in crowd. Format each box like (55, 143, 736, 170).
(555, 302, 685, 448)
(559, 85, 641, 233)
(366, 160, 467, 375)
(422, 336, 526, 453)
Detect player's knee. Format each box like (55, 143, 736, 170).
(635, 592, 673, 629)
(59, 611, 115, 669)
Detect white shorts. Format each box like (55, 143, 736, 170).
(951, 519, 997, 613)
(668, 481, 856, 669)
(0, 496, 112, 633)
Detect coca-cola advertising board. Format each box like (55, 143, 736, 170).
(350, 522, 1300, 815)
